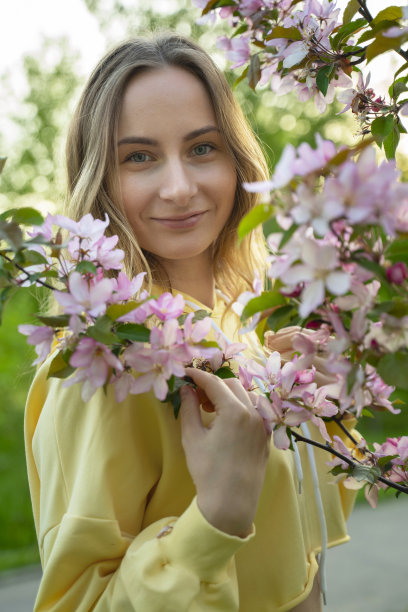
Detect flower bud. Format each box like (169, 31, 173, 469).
(386, 262, 407, 285)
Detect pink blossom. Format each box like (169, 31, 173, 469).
(149, 292, 185, 321)
(117, 300, 154, 324)
(238, 0, 263, 16)
(386, 262, 407, 285)
(257, 391, 310, 450)
(123, 346, 181, 401)
(54, 212, 109, 242)
(28, 213, 55, 241)
(182, 313, 218, 360)
(280, 238, 350, 318)
(365, 366, 398, 415)
(238, 365, 254, 391)
(111, 371, 137, 403)
(111, 271, 146, 302)
(233, 272, 263, 333)
(64, 337, 123, 401)
(18, 324, 54, 364)
(217, 35, 250, 68)
(54, 271, 114, 317)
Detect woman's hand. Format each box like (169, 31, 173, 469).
(179, 368, 270, 538)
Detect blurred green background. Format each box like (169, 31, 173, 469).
(1, 0, 407, 573)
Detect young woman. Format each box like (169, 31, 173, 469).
(24, 34, 356, 611)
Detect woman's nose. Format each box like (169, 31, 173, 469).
(159, 159, 198, 205)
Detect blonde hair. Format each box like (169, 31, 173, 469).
(65, 33, 269, 300)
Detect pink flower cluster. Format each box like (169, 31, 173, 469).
(14, 209, 408, 494)
(240, 349, 337, 449)
(195, 0, 352, 112)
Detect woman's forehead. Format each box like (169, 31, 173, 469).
(118, 66, 218, 140)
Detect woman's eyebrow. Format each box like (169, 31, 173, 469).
(183, 125, 220, 141)
(117, 136, 158, 147)
(117, 126, 220, 147)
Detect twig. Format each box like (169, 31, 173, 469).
(291, 430, 408, 495)
(357, 0, 373, 22)
(0, 251, 55, 291)
(333, 415, 359, 446)
(357, 0, 408, 64)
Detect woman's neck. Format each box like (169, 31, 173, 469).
(160, 253, 216, 310)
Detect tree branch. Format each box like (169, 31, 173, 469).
(357, 0, 408, 63)
(291, 430, 408, 495)
(0, 251, 55, 291)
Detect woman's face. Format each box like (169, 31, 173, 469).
(116, 66, 237, 268)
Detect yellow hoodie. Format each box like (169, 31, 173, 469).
(25, 291, 356, 611)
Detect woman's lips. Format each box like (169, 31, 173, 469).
(152, 211, 207, 229)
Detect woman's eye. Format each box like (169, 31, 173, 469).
(193, 144, 214, 156)
(127, 152, 151, 163)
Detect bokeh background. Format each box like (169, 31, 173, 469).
(1, 0, 407, 574)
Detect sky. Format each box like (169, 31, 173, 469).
(0, 0, 397, 76)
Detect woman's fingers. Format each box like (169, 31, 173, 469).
(184, 367, 249, 414)
(179, 385, 204, 439)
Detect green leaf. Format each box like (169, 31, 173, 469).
(352, 464, 381, 484)
(0, 220, 23, 250)
(383, 123, 400, 159)
(197, 339, 219, 349)
(342, 0, 360, 25)
(76, 261, 97, 275)
(358, 20, 400, 45)
(266, 26, 302, 41)
(366, 32, 408, 63)
(87, 314, 117, 345)
(163, 376, 193, 418)
(231, 23, 249, 38)
(0, 207, 44, 226)
(214, 366, 237, 379)
(192, 309, 211, 322)
(343, 0, 360, 25)
(47, 351, 75, 379)
(355, 257, 392, 288)
(241, 290, 286, 320)
(267, 304, 299, 332)
(201, 0, 236, 15)
(389, 76, 408, 100)
(316, 64, 332, 96)
(238, 204, 273, 241)
(346, 364, 359, 394)
(106, 301, 139, 321)
(394, 61, 408, 80)
(378, 352, 408, 390)
(115, 323, 150, 342)
(372, 6, 403, 25)
(233, 66, 248, 89)
(386, 239, 408, 260)
(0, 157, 6, 175)
(377, 455, 397, 469)
(20, 249, 49, 266)
(331, 18, 367, 50)
(248, 54, 261, 90)
(279, 222, 298, 249)
(36, 314, 71, 327)
(370, 114, 394, 147)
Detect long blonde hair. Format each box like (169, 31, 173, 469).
(65, 33, 269, 300)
